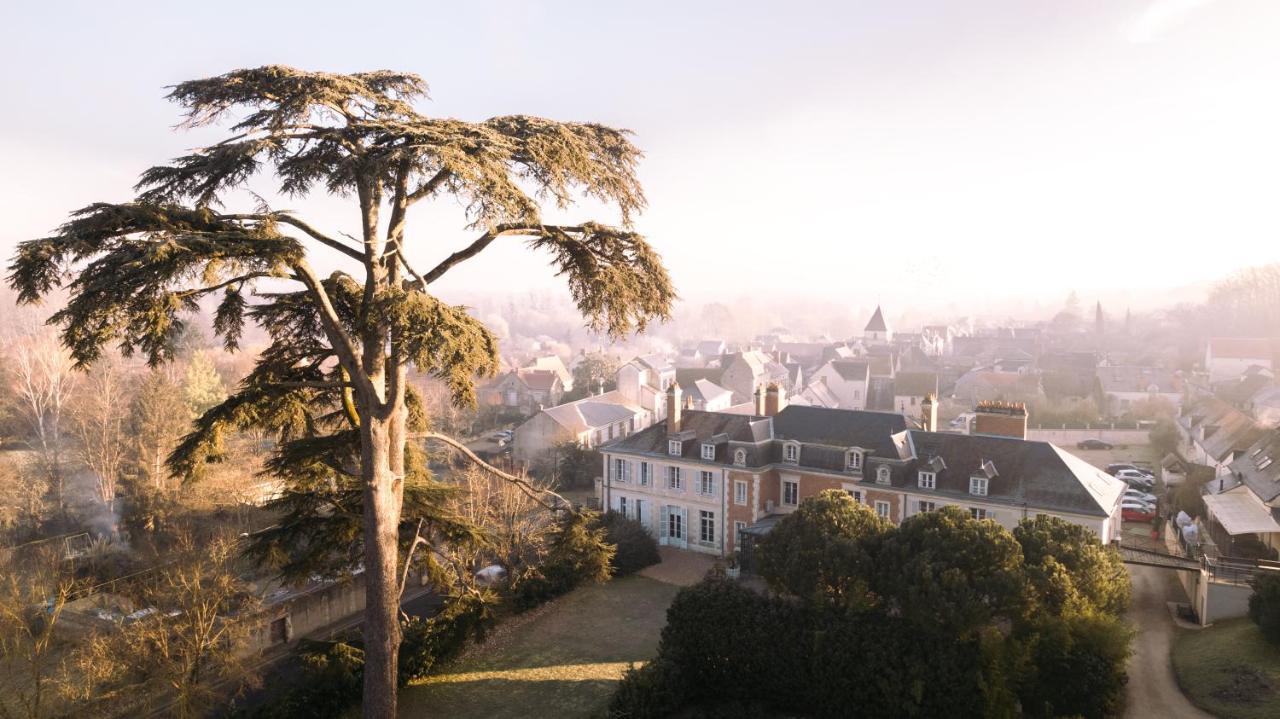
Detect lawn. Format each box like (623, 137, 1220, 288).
(398, 575, 680, 718)
(1172, 617, 1280, 719)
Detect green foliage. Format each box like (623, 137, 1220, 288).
(565, 351, 620, 400)
(511, 510, 613, 610)
(875, 505, 1031, 636)
(1014, 514, 1130, 616)
(596, 511, 660, 576)
(1020, 614, 1133, 719)
(1149, 418, 1180, 455)
(548, 440, 601, 489)
(183, 351, 226, 416)
(613, 501, 1135, 718)
(398, 591, 497, 683)
(1249, 572, 1280, 644)
(755, 490, 890, 612)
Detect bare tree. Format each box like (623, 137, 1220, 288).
(0, 547, 79, 719)
(70, 359, 129, 511)
(5, 329, 78, 516)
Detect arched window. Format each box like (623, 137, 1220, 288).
(783, 442, 800, 464)
(734, 449, 747, 466)
(876, 466, 891, 485)
(846, 449, 862, 471)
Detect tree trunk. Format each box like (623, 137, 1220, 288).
(361, 412, 402, 718)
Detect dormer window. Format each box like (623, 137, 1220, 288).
(846, 450, 863, 471)
(701, 443, 716, 460)
(734, 449, 747, 466)
(918, 471, 936, 490)
(783, 442, 800, 464)
(970, 476, 989, 496)
(668, 440, 682, 456)
(876, 466, 891, 485)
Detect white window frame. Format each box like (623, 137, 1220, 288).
(701, 443, 716, 460)
(782, 479, 799, 506)
(668, 440, 682, 456)
(666, 466, 683, 490)
(876, 466, 891, 485)
(618, 495, 628, 516)
(846, 449, 862, 471)
(733, 520, 747, 549)
(698, 471, 715, 496)
(699, 510, 716, 545)
(734, 479, 748, 506)
(917, 500, 936, 513)
(969, 476, 988, 497)
(639, 461, 650, 487)
(847, 489, 862, 504)
(970, 507, 988, 520)
(613, 458, 628, 483)
(733, 449, 747, 466)
(783, 442, 800, 464)
(874, 500, 891, 519)
(917, 471, 936, 490)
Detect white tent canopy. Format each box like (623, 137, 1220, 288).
(1203, 491, 1280, 536)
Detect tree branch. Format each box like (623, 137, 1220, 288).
(419, 224, 584, 286)
(219, 213, 365, 262)
(174, 272, 273, 298)
(417, 432, 575, 514)
(289, 259, 375, 401)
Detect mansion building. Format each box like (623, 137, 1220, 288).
(598, 384, 1125, 556)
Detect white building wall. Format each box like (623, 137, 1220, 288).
(600, 452, 727, 555)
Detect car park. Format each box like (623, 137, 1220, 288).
(1107, 463, 1153, 477)
(1115, 469, 1155, 486)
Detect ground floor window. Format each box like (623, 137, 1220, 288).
(783, 480, 799, 506)
(917, 500, 936, 513)
(874, 500, 891, 519)
(846, 489, 862, 504)
(970, 507, 988, 520)
(700, 510, 716, 544)
(618, 495, 628, 516)
(733, 520, 746, 549)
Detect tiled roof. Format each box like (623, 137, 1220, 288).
(893, 372, 939, 397)
(1096, 366, 1179, 393)
(827, 359, 870, 382)
(541, 390, 642, 433)
(1210, 338, 1273, 361)
(865, 305, 888, 332)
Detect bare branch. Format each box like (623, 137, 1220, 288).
(417, 432, 575, 514)
(420, 223, 579, 286)
(219, 213, 365, 262)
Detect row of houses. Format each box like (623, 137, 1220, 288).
(597, 382, 1126, 558)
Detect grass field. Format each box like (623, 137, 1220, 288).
(1172, 617, 1280, 719)
(398, 575, 680, 719)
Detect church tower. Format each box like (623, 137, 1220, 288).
(864, 305, 892, 344)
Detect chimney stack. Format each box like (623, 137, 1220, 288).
(667, 382, 683, 433)
(921, 394, 937, 432)
(764, 383, 786, 417)
(753, 385, 766, 416)
(972, 400, 1027, 439)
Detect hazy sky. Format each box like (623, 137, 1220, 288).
(3, 0, 1278, 317)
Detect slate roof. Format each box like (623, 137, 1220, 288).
(1182, 396, 1266, 463)
(541, 390, 642, 433)
(518, 369, 560, 392)
(1213, 373, 1274, 408)
(828, 359, 870, 382)
(1229, 430, 1280, 502)
(899, 431, 1124, 517)
(867, 376, 895, 411)
(865, 305, 889, 332)
(684, 378, 733, 406)
(1097, 366, 1179, 393)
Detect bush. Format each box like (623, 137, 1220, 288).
(1249, 572, 1280, 644)
(511, 510, 613, 610)
(1021, 614, 1132, 719)
(399, 592, 496, 683)
(597, 511, 660, 576)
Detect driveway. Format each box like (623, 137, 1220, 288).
(1125, 564, 1212, 718)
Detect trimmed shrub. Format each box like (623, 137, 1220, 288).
(597, 511, 660, 576)
(399, 592, 496, 683)
(1249, 571, 1280, 644)
(512, 510, 613, 610)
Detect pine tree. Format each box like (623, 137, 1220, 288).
(8, 66, 673, 717)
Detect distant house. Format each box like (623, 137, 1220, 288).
(616, 354, 677, 417)
(1206, 338, 1274, 383)
(864, 305, 892, 344)
(1178, 395, 1267, 476)
(808, 359, 870, 410)
(1095, 366, 1183, 417)
(892, 372, 940, 417)
(528, 355, 574, 392)
(1214, 429, 1280, 556)
(511, 390, 651, 465)
(681, 378, 735, 412)
(481, 367, 565, 412)
(952, 370, 1044, 405)
(720, 350, 794, 403)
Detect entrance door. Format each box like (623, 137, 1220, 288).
(664, 505, 687, 549)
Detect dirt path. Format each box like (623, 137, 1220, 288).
(1125, 564, 1212, 718)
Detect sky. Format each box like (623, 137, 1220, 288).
(2, 0, 1279, 319)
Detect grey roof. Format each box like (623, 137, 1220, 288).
(1229, 429, 1280, 502)
(893, 372, 939, 397)
(771, 405, 907, 455)
(684, 378, 733, 405)
(1183, 396, 1266, 463)
(899, 431, 1124, 517)
(867, 376, 895, 411)
(1097, 366, 1179, 394)
(865, 305, 888, 332)
(828, 359, 870, 382)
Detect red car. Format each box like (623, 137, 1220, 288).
(1122, 506, 1157, 523)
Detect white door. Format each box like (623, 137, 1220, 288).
(664, 505, 687, 549)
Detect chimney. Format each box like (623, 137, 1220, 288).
(921, 394, 937, 432)
(972, 400, 1027, 439)
(764, 383, 786, 417)
(667, 382, 683, 433)
(753, 385, 766, 416)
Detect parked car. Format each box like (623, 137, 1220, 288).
(1077, 439, 1114, 450)
(1115, 469, 1155, 487)
(1122, 505, 1158, 522)
(1124, 488, 1158, 505)
(1107, 463, 1153, 477)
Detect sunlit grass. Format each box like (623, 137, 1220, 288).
(416, 660, 646, 687)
